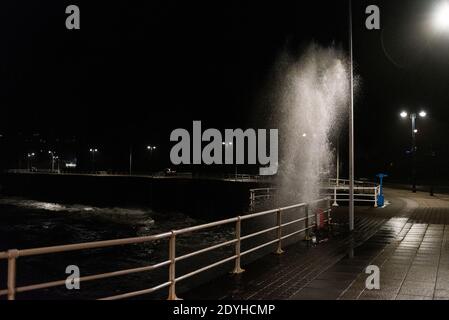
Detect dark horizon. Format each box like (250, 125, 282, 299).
(1, 0, 449, 182)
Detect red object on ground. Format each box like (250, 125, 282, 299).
(317, 208, 325, 229)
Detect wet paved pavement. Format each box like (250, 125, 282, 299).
(185, 188, 449, 300)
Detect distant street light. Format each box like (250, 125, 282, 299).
(222, 141, 237, 179)
(146, 145, 157, 174)
(48, 151, 56, 172)
(400, 110, 427, 193)
(27, 152, 35, 171)
(89, 148, 98, 172)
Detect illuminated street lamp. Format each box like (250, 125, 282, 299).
(89, 148, 98, 172)
(27, 152, 35, 171)
(433, 1, 449, 31)
(222, 141, 237, 179)
(146, 145, 157, 174)
(400, 110, 427, 193)
(48, 151, 56, 172)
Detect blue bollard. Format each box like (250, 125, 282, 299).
(376, 173, 388, 207)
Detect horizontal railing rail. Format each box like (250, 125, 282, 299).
(249, 181, 381, 210)
(328, 178, 377, 187)
(0, 197, 331, 300)
(324, 185, 380, 208)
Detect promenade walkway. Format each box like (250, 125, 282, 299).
(186, 188, 449, 300)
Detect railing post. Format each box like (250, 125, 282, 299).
(249, 190, 254, 211)
(276, 209, 284, 254)
(326, 198, 332, 227)
(232, 216, 245, 274)
(7, 249, 19, 300)
(373, 187, 377, 207)
(304, 205, 310, 240)
(167, 231, 179, 300)
(332, 186, 339, 207)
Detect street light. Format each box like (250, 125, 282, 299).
(27, 152, 35, 171)
(348, 0, 355, 231)
(89, 148, 98, 172)
(222, 141, 237, 179)
(400, 110, 427, 193)
(146, 145, 157, 174)
(48, 151, 56, 172)
(433, 1, 449, 31)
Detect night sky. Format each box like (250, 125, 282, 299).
(1, 0, 449, 181)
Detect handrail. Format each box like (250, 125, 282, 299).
(249, 177, 381, 210)
(0, 197, 331, 300)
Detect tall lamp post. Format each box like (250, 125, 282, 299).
(27, 153, 35, 171)
(129, 145, 133, 175)
(48, 151, 55, 172)
(348, 0, 355, 231)
(400, 110, 427, 193)
(89, 148, 98, 172)
(146, 145, 157, 174)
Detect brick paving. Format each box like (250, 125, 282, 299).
(185, 188, 449, 300)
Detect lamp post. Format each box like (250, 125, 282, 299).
(129, 145, 133, 175)
(348, 0, 355, 232)
(146, 145, 157, 174)
(400, 110, 427, 193)
(222, 142, 235, 179)
(27, 153, 35, 171)
(48, 151, 55, 172)
(89, 148, 98, 172)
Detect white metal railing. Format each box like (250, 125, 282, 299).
(0, 197, 331, 300)
(328, 178, 377, 188)
(249, 188, 276, 209)
(324, 185, 380, 208)
(225, 173, 271, 182)
(250, 179, 381, 209)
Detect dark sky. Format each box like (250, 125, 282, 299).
(1, 0, 449, 179)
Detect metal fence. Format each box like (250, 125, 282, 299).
(249, 178, 381, 209)
(326, 179, 380, 207)
(249, 188, 276, 209)
(0, 197, 331, 300)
